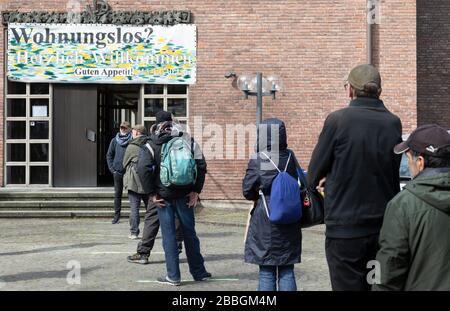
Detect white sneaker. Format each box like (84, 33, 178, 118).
(128, 234, 139, 240)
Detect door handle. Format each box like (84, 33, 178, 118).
(86, 128, 96, 142)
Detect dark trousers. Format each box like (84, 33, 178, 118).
(137, 201, 183, 255)
(325, 233, 379, 291)
(113, 173, 124, 216)
(128, 191, 149, 236)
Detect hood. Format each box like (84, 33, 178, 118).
(256, 118, 287, 152)
(405, 168, 450, 213)
(115, 132, 131, 146)
(129, 135, 147, 146)
(150, 122, 183, 145)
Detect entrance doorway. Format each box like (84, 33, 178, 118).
(97, 84, 139, 186)
(52, 84, 140, 187)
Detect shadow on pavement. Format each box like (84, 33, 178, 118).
(197, 232, 237, 238)
(0, 242, 124, 256)
(0, 266, 101, 283)
(149, 253, 244, 265)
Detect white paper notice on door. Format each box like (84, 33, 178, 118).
(32, 105, 48, 117)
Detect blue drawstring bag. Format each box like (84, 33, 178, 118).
(259, 152, 302, 224)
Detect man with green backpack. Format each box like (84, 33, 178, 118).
(137, 111, 210, 286)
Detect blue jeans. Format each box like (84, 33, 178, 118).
(157, 197, 208, 282)
(128, 191, 149, 236)
(258, 265, 297, 291)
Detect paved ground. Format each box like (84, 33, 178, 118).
(0, 208, 331, 291)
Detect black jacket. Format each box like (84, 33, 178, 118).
(137, 128, 207, 200)
(308, 97, 402, 238)
(106, 132, 131, 175)
(243, 118, 302, 266)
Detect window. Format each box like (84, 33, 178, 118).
(5, 81, 52, 185)
(141, 84, 188, 134)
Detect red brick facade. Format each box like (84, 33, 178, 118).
(0, 0, 419, 199)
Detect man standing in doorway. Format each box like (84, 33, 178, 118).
(107, 121, 132, 224)
(308, 64, 403, 290)
(123, 124, 148, 240)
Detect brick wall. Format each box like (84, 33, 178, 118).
(417, 0, 450, 129)
(374, 0, 417, 132)
(0, 0, 417, 199)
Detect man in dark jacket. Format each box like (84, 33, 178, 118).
(137, 111, 210, 286)
(373, 124, 450, 291)
(106, 121, 132, 224)
(308, 64, 402, 291)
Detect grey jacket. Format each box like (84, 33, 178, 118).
(123, 135, 147, 194)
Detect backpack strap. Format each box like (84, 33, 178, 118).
(145, 142, 155, 159)
(260, 151, 292, 173)
(294, 155, 306, 188)
(284, 152, 292, 172)
(260, 152, 281, 173)
(259, 189, 270, 219)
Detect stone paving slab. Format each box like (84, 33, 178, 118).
(0, 208, 331, 291)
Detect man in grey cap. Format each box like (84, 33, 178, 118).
(308, 64, 403, 290)
(123, 124, 148, 239)
(373, 124, 450, 291)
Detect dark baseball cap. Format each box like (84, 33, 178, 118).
(156, 111, 173, 124)
(394, 124, 450, 157)
(346, 64, 381, 91)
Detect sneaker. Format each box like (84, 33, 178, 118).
(127, 253, 149, 265)
(156, 276, 181, 286)
(177, 242, 183, 254)
(194, 272, 212, 282)
(128, 234, 139, 240)
(111, 215, 120, 224)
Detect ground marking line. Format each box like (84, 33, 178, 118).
(136, 278, 239, 283)
(89, 251, 165, 254)
(77, 234, 129, 237)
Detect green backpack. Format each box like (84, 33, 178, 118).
(160, 137, 197, 187)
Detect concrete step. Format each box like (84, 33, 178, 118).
(0, 187, 252, 218)
(0, 200, 251, 209)
(0, 193, 122, 200)
(0, 210, 129, 218)
(0, 199, 252, 219)
(0, 200, 129, 209)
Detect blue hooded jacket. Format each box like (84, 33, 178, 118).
(106, 132, 132, 175)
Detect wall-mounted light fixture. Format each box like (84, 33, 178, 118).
(227, 72, 283, 126)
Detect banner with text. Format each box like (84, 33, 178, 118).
(8, 23, 196, 84)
